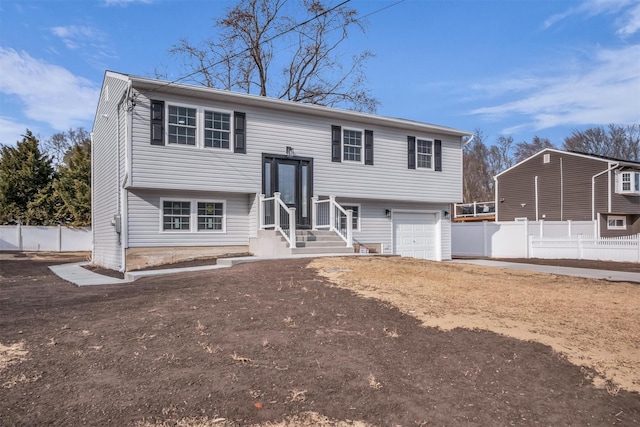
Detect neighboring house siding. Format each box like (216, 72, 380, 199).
(127, 189, 250, 247)
(129, 93, 462, 204)
(497, 151, 612, 222)
(92, 73, 129, 270)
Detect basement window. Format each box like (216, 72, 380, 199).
(607, 215, 626, 230)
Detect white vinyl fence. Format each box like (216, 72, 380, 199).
(0, 225, 92, 252)
(452, 220, 597, 258)
(530, 234, 640, 262)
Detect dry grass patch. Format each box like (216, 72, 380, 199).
(135, 413, 374, 427)
(309, 257, 640, 393)
(0, 341, 28, 372)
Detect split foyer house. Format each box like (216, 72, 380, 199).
(495, 148, 640, 236)
(91, 71, 472, 272)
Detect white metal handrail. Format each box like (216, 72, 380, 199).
(454, 201, 496, 218)
(259, 193, 296, 248)
(311, 195, 353, 247)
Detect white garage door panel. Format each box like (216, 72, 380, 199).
(393, 213, 437, 260)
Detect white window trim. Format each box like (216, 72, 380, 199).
(160, 198, 227, 233)
(165, 102, 234, 151)
(342, 127, 364, 164)
(607, 215, 627, 230)
(416, 137, 434, 171)
(341, 203, 361, 231)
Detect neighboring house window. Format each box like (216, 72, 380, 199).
(617, 171, 640, 194)
(607, 215, 626, 230)
(343, 129, 362, 162)
(168, 106, 197, 145)
(197, 202, 224, 231)
(204, 111, 231, 149)
(416, 139, 433, 169)
(163, 201, 191, 230)
(340, 204, 360, 231)
(161, 199, 226, 232)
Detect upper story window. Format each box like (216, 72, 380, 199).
(343, 129, 362, 162)
(168, 106, 197, 145)
(416, 139, 433, 169)
(150, 99, 246, 153)
(204, 111, 231, 149)
(616, 170, 640, 195)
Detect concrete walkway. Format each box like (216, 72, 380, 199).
(450, 259, 640, 283)
(49, 253, 365, 286)
(49, 256, 640, 287)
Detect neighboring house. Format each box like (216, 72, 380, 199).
(92, 71, 471, 272)
(495, 148, 640, 236)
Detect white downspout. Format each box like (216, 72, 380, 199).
(535, 176, 539, 221)
(592, 162, 619, 221)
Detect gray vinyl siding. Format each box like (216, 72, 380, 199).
(92, 73, 129, 270)
(497, 151, 612, 222)
(128, 92, 462, 203)
(336, 198, 451, 258)
(127, 190, 250, 247)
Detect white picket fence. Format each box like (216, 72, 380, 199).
(530, 234, 640, 262)
(0, 225, 92, 252)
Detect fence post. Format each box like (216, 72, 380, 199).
(528, 234, 532, 259)
(482, 220, 487, 257)
(57, 225, 62, 252)
(578, 234, 583, 259)
(17, 223, 22, 251)
(637, 233, 640, 262)
(539, 219, 544, 238)
(567, 220, 572, 237)
(524, 219, 529, 258)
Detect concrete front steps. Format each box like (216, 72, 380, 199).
(291, 230, 354, 255)
(250, 229, 354, 257)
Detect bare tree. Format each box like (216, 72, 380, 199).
(513, 136, 555, 164)
(463, 130, 493, 203)
(44, 127, 90, 165)
(563, 124, 640, 161)
(169, 0, 379, 112)
(487, 135, 514, 179)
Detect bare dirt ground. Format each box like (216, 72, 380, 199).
(1, 252, 639, 426)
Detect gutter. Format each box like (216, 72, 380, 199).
(592, 162, 619, 221)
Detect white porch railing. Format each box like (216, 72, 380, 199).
(454, 201, 496, 219)
(311, 196, 353, 247)
(259, 193, 296, 248)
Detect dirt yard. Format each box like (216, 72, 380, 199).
(1, 253, 639, 426)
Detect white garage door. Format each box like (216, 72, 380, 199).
(393, 212, 438, 260)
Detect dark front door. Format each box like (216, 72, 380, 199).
(263, 154, 313, 228)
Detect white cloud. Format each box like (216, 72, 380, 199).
(0, 48, 100, 132)
(544, 0, 640, 37)
(469, 45, 640, 132)
(0, 116, 33, 146)
(51, 25, 103, 50)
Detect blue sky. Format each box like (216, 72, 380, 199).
(0, 0, 638, 148)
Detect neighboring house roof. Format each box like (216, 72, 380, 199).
(494, 148, 640, 179)
(105, 70, 472, 138)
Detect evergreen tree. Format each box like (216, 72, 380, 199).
(53, 138, 91, 225)
(0, 130, 56, 224)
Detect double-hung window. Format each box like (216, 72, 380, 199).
(417, 139, 433, 169)
(617, 171, 640, 194)
(163, 201, 191, 230)
(168, 106, 197, 145)
(197, 202, 224, 231)
(343, 129, 362, 162)
(204, 111, 231, 149)
(162, 199, 226, 232)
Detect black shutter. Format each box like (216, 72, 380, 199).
(234, 112, 246, 153)
(434, 139, 442, 171)
(331, 125, 342, 162)
(407, 136, 416, 169)
(364, 130, 374, 165)
(150, 100, 164, 146)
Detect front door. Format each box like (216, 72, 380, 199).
(263, 154, 313, 228)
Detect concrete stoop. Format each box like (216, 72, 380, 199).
(250, 229, 354, 256)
